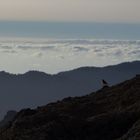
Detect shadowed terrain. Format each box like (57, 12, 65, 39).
(0, 75, 140, 140)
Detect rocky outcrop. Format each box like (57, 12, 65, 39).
(0, 110, 17, 128)
(0, 76, 140, 140)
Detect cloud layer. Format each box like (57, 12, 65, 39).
(0, 39, 139, 74)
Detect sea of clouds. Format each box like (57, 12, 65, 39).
(0, 39, 139, 74)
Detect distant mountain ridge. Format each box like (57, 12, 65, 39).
(0, 61, 139, 119)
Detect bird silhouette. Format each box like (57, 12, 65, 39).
(102, 79, 109, 88)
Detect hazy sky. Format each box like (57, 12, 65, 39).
(0, 0, 140, 23)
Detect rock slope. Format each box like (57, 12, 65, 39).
(0, 110, 17, 128)
(0, 75, 140, 140)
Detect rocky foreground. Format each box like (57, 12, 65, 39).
(0, 75, 140, 140)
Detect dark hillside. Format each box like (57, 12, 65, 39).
(0, 75, 140, 140)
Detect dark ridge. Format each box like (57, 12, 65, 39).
(23, 70, 51, 76)
(57, 61, 140, 75)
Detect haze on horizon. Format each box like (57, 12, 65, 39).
(0, 0, 139, 23)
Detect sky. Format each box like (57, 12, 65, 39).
(0, 0, 139, 39)
(0, 0, 140, 23)
(0, 22, 140, 39)
(0, 0, 139, 73)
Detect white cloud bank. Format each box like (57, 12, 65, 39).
(0, 39, 139, 74)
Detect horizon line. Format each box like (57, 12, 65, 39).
(0, 60, 139, 75)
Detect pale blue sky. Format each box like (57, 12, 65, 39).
(0, 0, 139, 39)
(0, 22, 140, 40)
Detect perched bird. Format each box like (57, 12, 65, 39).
(102, 79, 109, 88)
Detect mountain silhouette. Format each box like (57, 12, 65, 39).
(0, 75, 140, 140)
(0, 61, 139, 119)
